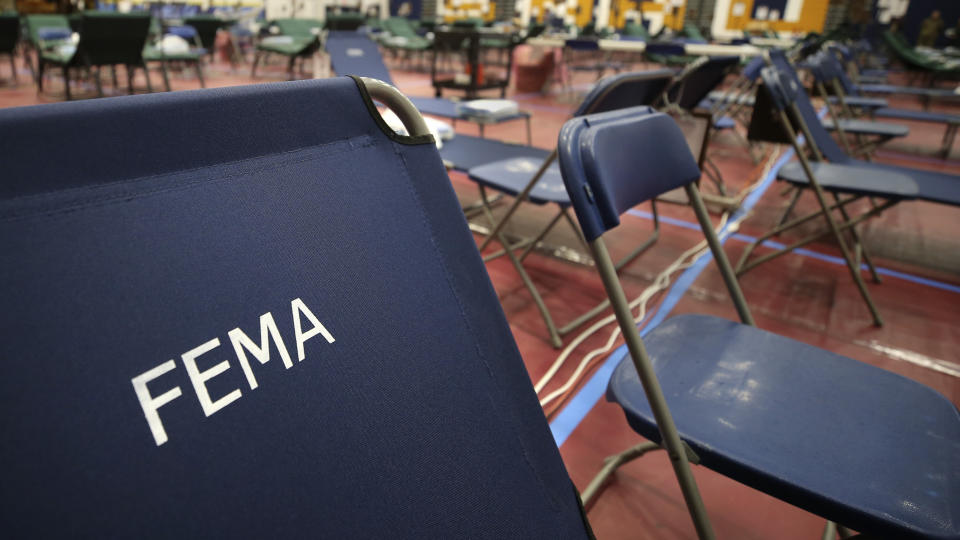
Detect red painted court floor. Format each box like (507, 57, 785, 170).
(3, 52, 958, 539)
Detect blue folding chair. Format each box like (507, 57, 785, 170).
(463, 70, 674, 347)
(557, 105, 960, 540)
(813, 50, 959, 158)
(738, 52, 960, 326)
(325, 30, 533, 144)
(0, 77, 593, 538)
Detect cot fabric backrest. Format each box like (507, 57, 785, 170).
(573, 69, 674, 117)
(0, 77, 590, 538)
(326, 30, 394, 84)
(76, 12, 151, 66)
(767, 51, 848, 162)
(558, 106, 701, 240)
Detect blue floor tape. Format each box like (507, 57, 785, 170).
(548, 149, 795, 446)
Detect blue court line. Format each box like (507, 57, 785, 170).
(548, 149, 795, 446)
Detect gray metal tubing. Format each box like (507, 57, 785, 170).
(580, 441, 661, 507)
(361, 77, 431, 138)
(558, 203, 660, 335)
(589, 237, 716, 540)
(480, 185, 563, 348)
(685, 183, 755, 326)
(832, 192, 882, 283)
(477, 149, 559, 252)
(821, 521, 838, 540)
(829, 79, 871, 159)
(817, 82, 854, 156)
(738, 197, 897, 275)
(782, 107, 883, 326)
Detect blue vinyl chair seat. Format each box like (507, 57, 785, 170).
(0, 77, 590, 538)
(440, 134, 551, 172)
(713, 115, 736, 130)
(828, 95, 888, 109)
(874, 107, 960, 126)
(858, 83, 960, 99)
(778, 161, 919, 198)
(820, 117, 910, 138)
(468, 158, 568, 205)
(608, 314, 960, 540)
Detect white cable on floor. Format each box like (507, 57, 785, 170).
(536, 147, 780, 408)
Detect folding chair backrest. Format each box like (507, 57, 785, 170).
(572, 69, 674, 117)
(326, 30, 394, 84)
(558, 106, 700, 240)
(0, 77, 590, 538)
(184, 15, 224, 50)
(76, 12, 151, 66)
(767, 50, 848, 162)
(667, 55, 740, 110)
(0, 13, 18, 53)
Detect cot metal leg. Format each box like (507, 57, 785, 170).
(478, 122, 484, 138)
(126, 65, 135, 94)
(111, 65, 118, 88)
(783, 108, 883, 327)
(580, 441, 661, 507)
(8, 54, 16, 84)
(479, 185, 562, 348)
(941, 124, 958, 159)
(589, 237, 716, 540)
(525, 116, 533, 145)
(195, 60, 205, 88)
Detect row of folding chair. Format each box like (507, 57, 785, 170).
(1, 75, 955, 539)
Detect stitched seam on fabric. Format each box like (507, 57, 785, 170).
(390, 143, 562, 511)
(1, 135, 375, 221)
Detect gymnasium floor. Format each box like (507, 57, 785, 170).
(2, 51, 958, 538)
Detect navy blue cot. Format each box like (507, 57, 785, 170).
(0, 77, 592, 538)
(556, 105, 960, 540)
(325, 30, 532, 141)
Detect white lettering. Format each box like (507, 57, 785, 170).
(228, 312, 293, 390)
(181, 338, 241, 417)
(131, 360, 182, 446)
(291, 297, 335, 361)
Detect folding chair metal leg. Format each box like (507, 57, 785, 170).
(588, 236, 716, 540)
(580, 441, 661, 507)
(126, 65, 135, 95)
(782, 107, 883, 326)
(477, 149, 558, 252)
(478, 185, 562, 348)
(62, 66, 71, 100)
(143, 63, 153, 93)
(832, 193, 881, 284)
(557, 202, 661, 335)
(251, 51, 261, 78)
(93, 66, 104, 97)
(195, 60, 205, 88)
(111, 65, 118, 89)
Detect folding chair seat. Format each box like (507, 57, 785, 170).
(737, 53, 960, 326)
(459, 70, 674, 348)
(556, 105, 960, 540)
(0, 76, 593, 538)
(325, 30, 533, 143)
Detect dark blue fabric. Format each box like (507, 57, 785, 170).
(440, 134, 550, 172)
(668, 56, 739, 110)
(0, 78, 589, 538)
(572, 69, 674, 116)
(558, 107, 698, 241)
(468, 158, 568, 205)
(608, 314, 960, 540)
